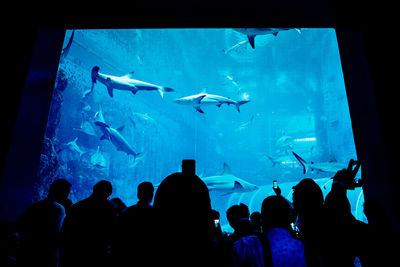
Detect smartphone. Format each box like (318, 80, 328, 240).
(273, 180, 278, 189)
(182, 159, 195, 174)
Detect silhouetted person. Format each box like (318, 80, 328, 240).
(16, 179, 71, 267)
(250, 212, 262, 234)
(112, 182, 154, 266)
(324, 170, 362, 267)
(357, 199, 397, 266)
(292, 178, 325, 267)
(152, 172, 229, 267)
(61, 180, 116, 267)
(227, 203, 255, 243)
(226, 204, 265, 267)
(261, 195, 306, 266)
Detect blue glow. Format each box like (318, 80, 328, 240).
(37, 29, 360, 225)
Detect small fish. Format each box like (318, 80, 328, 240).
(222, 40, 249, 54)
(236, 115, 254, 131)
(65, 137, 86, 157)
(91, 146, 107, 168)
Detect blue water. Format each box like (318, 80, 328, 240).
(37, 28, 363, 226)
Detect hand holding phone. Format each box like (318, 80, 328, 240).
(273, 180, 281, 195)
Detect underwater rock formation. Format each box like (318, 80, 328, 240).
(35, 137, 64, 201)
(46, 69, 68, 140)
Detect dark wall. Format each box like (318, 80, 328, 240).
(1, 0, 398, 228)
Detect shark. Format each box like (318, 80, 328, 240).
(234, 28, 301, 48)
(292, 151, 347, 174)
(173, 93, 250, 113)
(94, 121, 141, 160)
(91, 146, 107, 168)
(200, 163, 259, 195)
(88, 66, 175, 98)
(65, 137, 86, 157)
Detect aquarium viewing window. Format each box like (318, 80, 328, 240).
(37, 28, 364, 228)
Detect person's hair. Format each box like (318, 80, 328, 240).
(261, 195, 292, 229)
(226, 203, 249, 229)
(153, 172, 212, 241)
(137, 181, 154, 202)
(48, 179, 71, 200)
(292, 178, 323, 216)
(93, 180, 112, 198)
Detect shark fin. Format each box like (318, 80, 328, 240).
(94, 121, 109, 128)
(273, 32, 278, 37)
(233, 181, 244, 191)
(158, 88, 164, 98)
(130, 118, 136, 128)
(133, 152, 142, 162)
(216, 103, 222, 108)
(235, 100, 250, 112)
(292, 152, 307, 174)
(194, 106, 204, 113)
(195, 94, 206, 104)
(247, 35, 256, 49)
(222, 162, 232, 175)
(107, 85, 114, 98)
(117, 125, 125, 132)
(266, 155, 277, 167)
(122, 72, 135, 79)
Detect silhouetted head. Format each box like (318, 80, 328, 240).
(152, 173, 215, 267)
(137, 181, 154, 203)
(48, 179, 71, 203)
(292, 178, 323, 217)
(226, 203, 250, 230)
(153, 172, 212, 241)
(261, 195, 293, 230)
(92, 180, 112, 199)
(250, 211, 262, 231)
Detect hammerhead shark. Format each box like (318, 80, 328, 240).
(95, 121, 141, 161)
(88, 66, 174, 98)
(173, 93, 250, 113)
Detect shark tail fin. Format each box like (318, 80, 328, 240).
(292, 152, 307, 174)
(133, 152, 142, 162)
(235, 100, 250, 112)
(158, 87, 175, 98)
(247, 35, 256, 49)
(266, 155, 277, 167)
